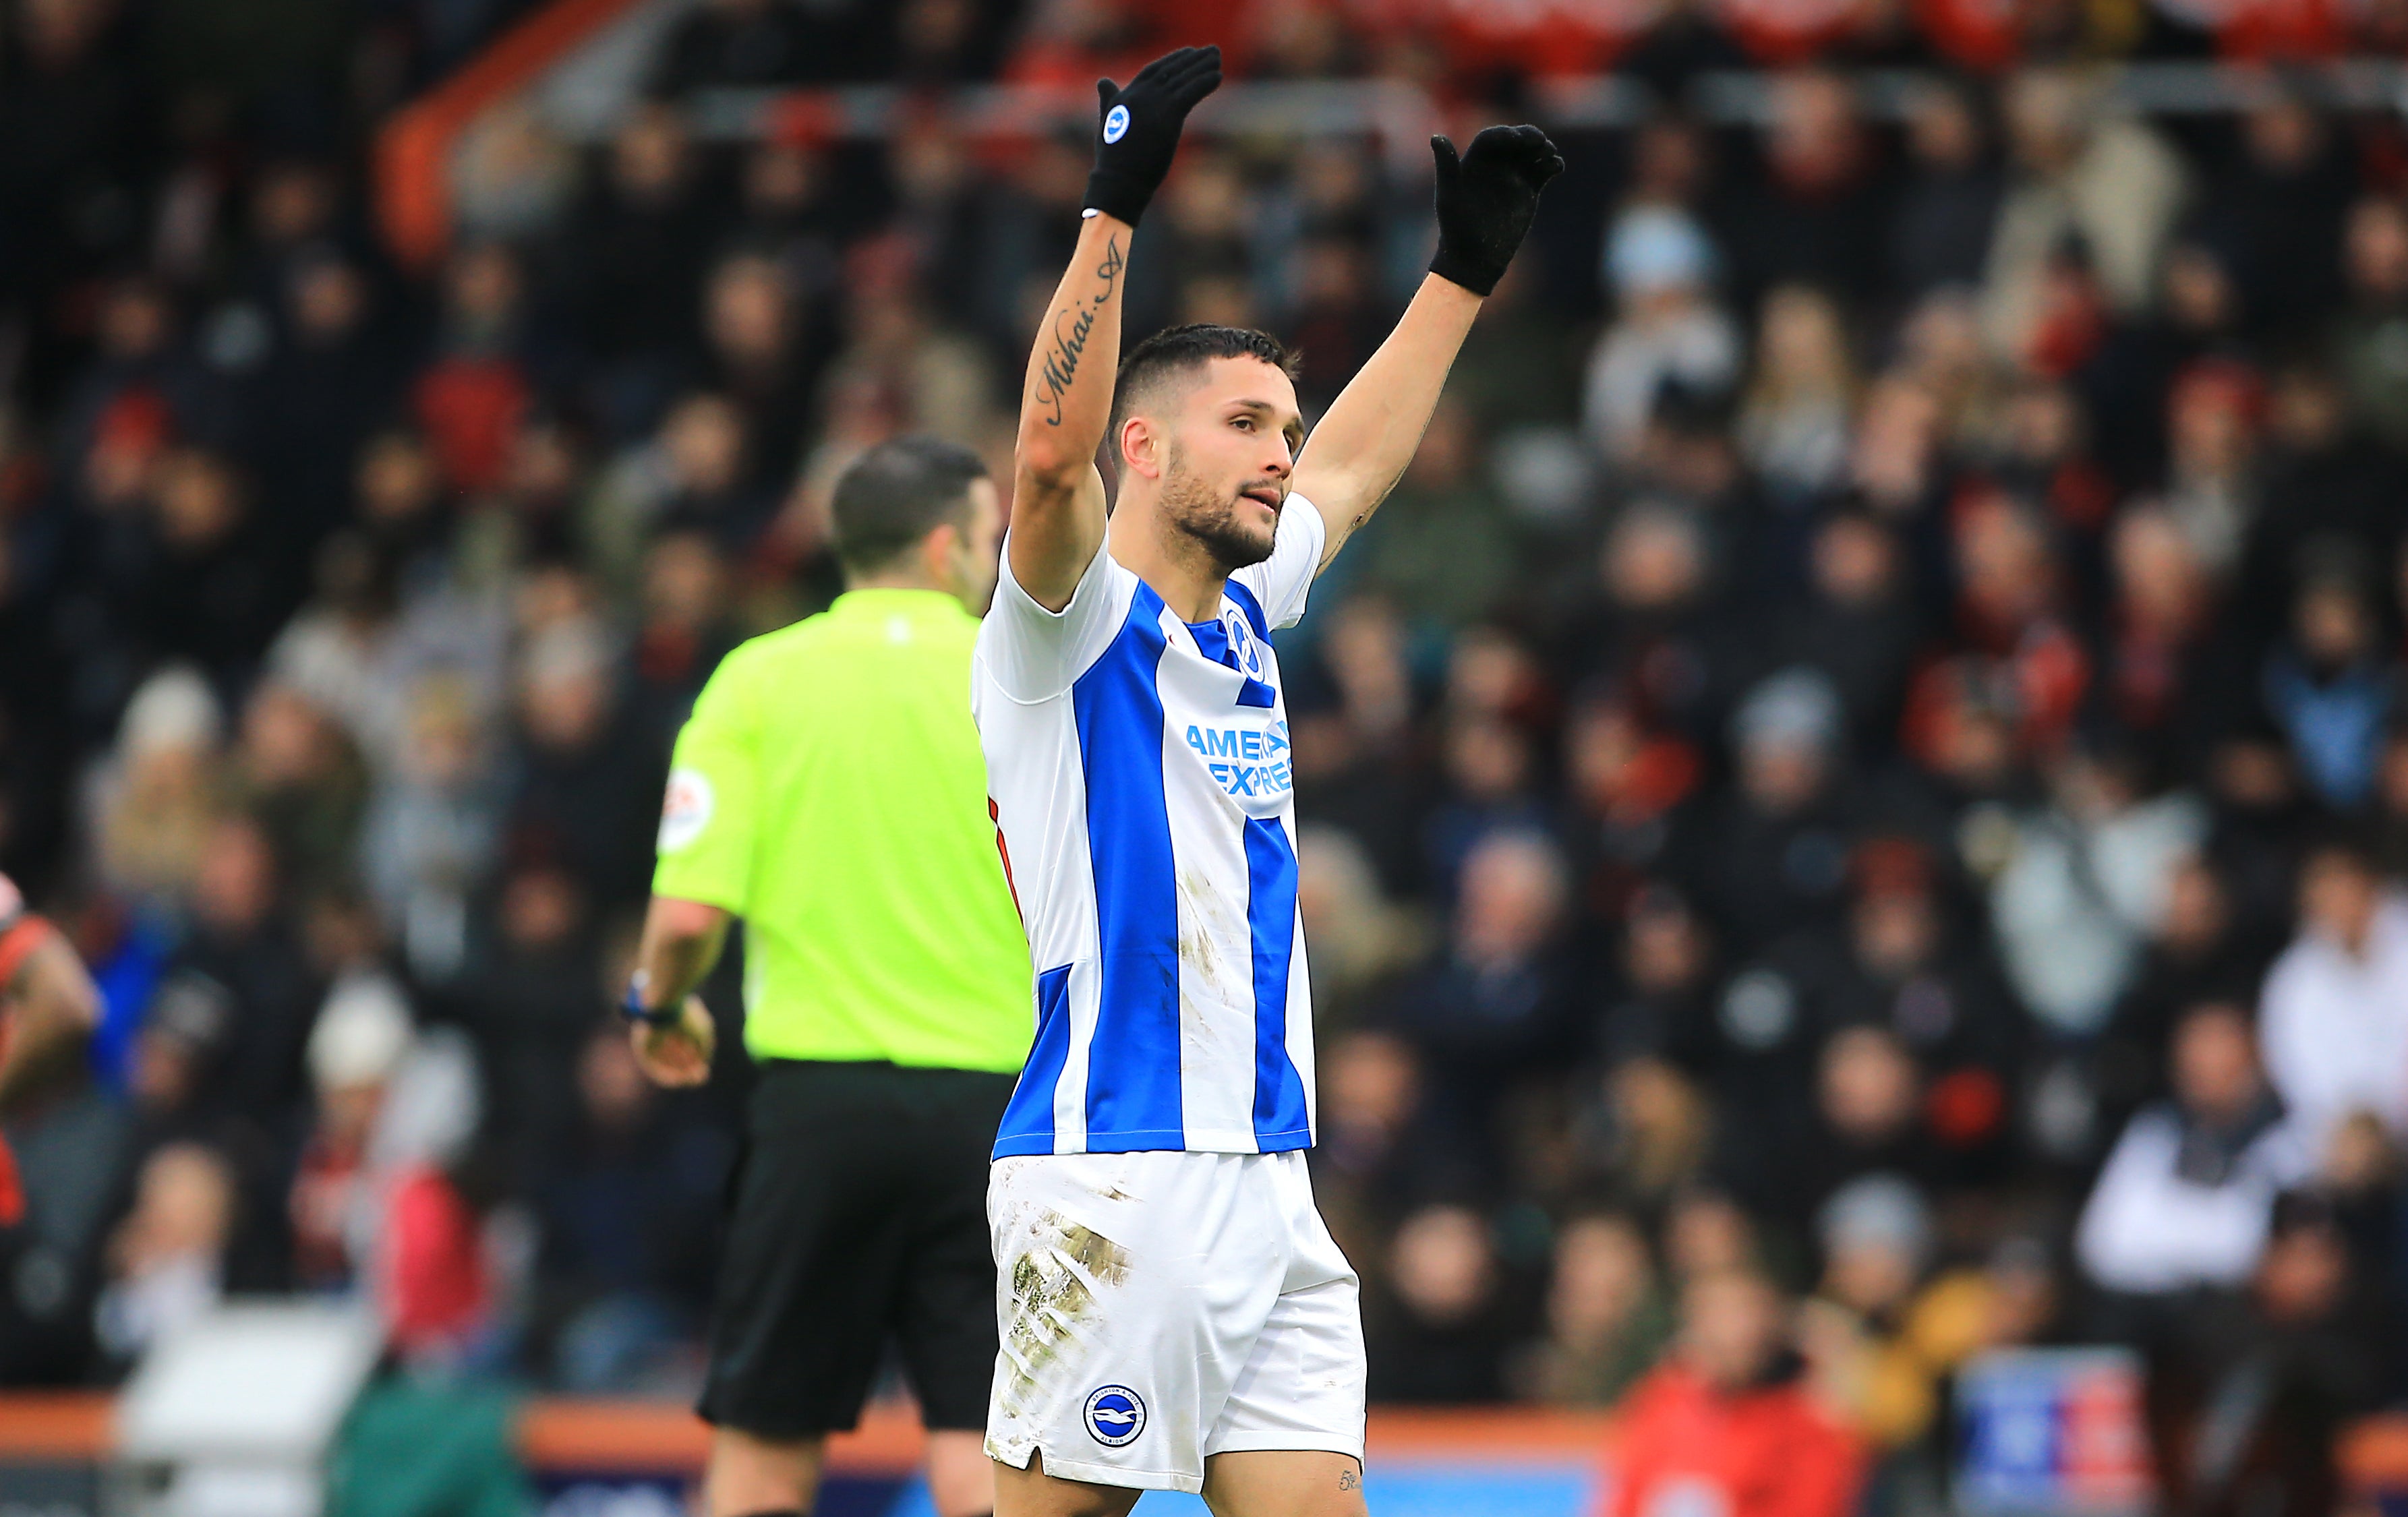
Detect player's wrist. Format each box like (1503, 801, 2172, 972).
(1427, 245, 1504, 299)
(619, 970, 682, 1030)
(1082, 171, 1156, 228)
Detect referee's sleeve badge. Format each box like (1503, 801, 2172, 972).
(658, 767, 716, 853)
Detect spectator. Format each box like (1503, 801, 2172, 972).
(1393, 828, 1575, 1170)
(1584, 207, 1739, 458)
(1676, 667, 1862, 947)
(2159, 359, 2262, 580)
(2077, 1003, 2309, 1297)
(2150, 1193, 2395, 1517)
(94, 1142, 235, 1365)
(1518, 1210, 1676, 1407)
(1564, 504, 1738, 744)
(2332, 194, 2408, 452)
(2103, 851, 2275, 1119)
(1984, 68, 2189, 355)
(359, 674, 500, 984)
(1738, 285, 1856, 510)
(1572, 1054, 1717, 1218)
(235, 679, 367, 898)
(167, 814, 317, 1125)
(505, 619, 657, 910)
(1776, 1025, 1931, 1227)
(1351, 398, 1517, 628)
(1989, 749, 2206, 1040)
(2096, 504, 2224, 775)
(533, 1022, 723, 1392)
(1600, 1268, 1862, 1517)
(2261, 549, 2394, 811)
(558, 102, 715, 425)
(464, 860, 598, 1179)
(1888, 79, 2003, 299)
(1763, 510, 1918, 757)
(1798, 1174, 1935, 1448)
(2212, 93, 2354, 344)
(246, 248, 403, 553)
(90, 665, 228, 910)
(290, 972, 415, 1290)
(1295, 827, 1419, 1032)
(1721, 71, 1887, 307)
(289, 970, 481, 1307)
(1563, 692, 1700, 916)
(1365, 1204, 1514, 1404)
(2256, 841, 2408, 1153)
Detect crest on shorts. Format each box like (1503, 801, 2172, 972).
(1084, 1384, 1146, 1447)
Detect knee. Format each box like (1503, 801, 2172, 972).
(705, 1428, 824, 1517)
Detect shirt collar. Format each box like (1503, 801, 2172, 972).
(830, 587, 965, 620)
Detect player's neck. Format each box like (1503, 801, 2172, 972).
(844, 560, 964, 609)
(1109, 501, 1228, 624)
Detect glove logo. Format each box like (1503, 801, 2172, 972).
(1103, 104, 1131, 144)
(1084, 1385, 1146, 1446)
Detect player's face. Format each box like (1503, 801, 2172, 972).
(1158, 357, 1305, 571)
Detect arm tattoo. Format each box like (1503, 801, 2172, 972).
(1339, 1468, 1360, 1491)
(1035, 237, 1125, 427)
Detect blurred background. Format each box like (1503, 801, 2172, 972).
(7, 0, 2408, 1513)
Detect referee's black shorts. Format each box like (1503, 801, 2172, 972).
(699, 1059, 1014, 1437)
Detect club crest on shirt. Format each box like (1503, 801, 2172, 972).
(1224, 612, 1265, 677)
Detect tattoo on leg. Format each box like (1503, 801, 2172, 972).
(1339, 1468, 1360, 1491)
(1034, 237, 1125, 427)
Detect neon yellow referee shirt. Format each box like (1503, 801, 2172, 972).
(651, 588, 1032, 1071)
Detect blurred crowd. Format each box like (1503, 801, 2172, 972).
(9, 0, 2408, 1513)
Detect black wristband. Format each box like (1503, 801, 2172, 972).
(620, 974, 679, 1029)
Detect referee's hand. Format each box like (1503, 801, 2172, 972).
(631, 994, 717, 1087)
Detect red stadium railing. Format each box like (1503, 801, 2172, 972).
(373, 0, 654, 272)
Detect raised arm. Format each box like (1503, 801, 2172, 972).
(1011, 45, 1222, 611)
(1295, 125, 1563, 566)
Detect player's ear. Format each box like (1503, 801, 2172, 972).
(920, 518, 961, 581)
(1119, 415, 1161, 479)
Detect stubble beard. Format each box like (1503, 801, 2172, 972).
(1161, 442, 1278, 571)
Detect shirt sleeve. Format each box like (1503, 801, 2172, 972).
(975, 531, 1138, 702)
(1228, 492, 1328, 632)
(650, 652, 760, 914)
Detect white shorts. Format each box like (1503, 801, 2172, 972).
(985, 1148, 1366, 1494)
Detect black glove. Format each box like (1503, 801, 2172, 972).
(1428, 124, 1566, 297)
(1084, 44, 1223, 228)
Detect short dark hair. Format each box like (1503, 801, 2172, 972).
(830, 436, 987, 574)
(1110, 324, 1301, 436)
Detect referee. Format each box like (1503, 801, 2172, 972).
(624, 436, 1030, 1517)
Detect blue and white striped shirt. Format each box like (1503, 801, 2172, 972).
(973, 496, 1325, 1158)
